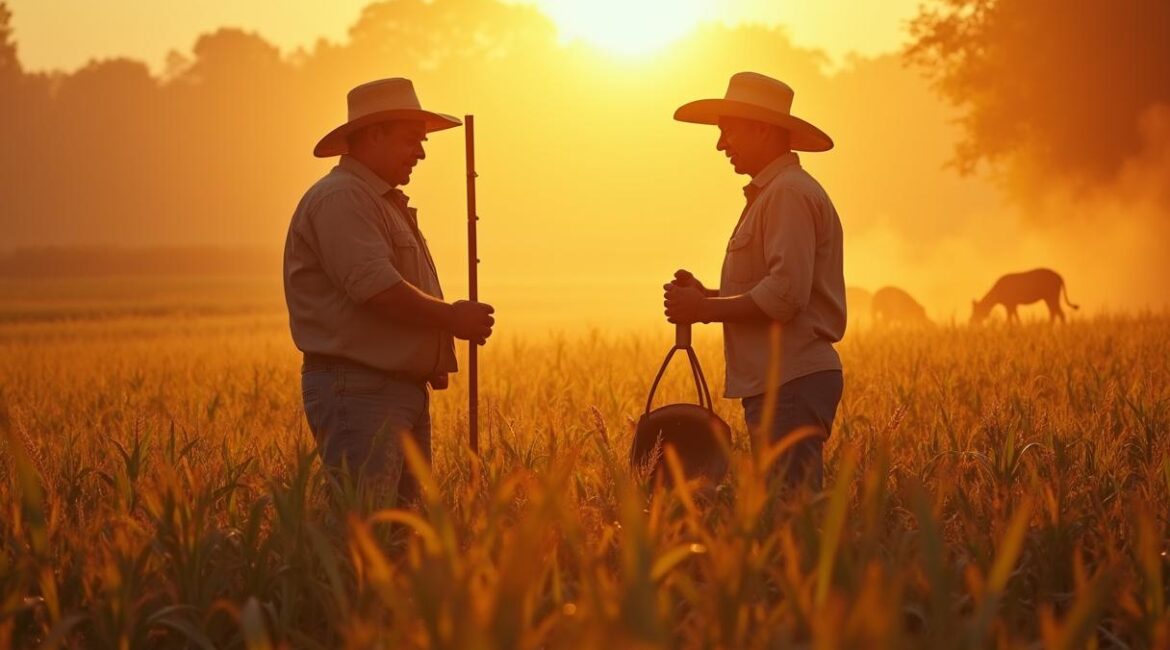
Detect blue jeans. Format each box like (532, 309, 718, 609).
(742, 369, 843, 491)
(301, 359, 431, 505)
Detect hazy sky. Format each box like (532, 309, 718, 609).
(3, 0, 1165, 320)
(8, 0, 922, 71)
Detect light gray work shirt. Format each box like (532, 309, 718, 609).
(283, 155, 456, 379)
(720, 152, 846, 398)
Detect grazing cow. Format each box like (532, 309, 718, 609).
(971, 268, 1079, 324)
(871, 286, 930, 324)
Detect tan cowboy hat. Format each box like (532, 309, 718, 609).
(674, 72, 833, 152)
(313, 77, 462, 157)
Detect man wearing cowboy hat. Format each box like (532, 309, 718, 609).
(663, 72, 846, 491)
(284, 77, 494, 503)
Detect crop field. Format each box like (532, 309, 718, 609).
(1, 278, 1168, 648)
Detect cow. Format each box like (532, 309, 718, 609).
(871, 286, 930, 325)
(971, 268, 1078, 324)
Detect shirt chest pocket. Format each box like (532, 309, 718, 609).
(390, 229, 422, 283)
(724, 231, 757, 283)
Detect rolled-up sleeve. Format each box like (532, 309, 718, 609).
(304, 189, 403, 303)
(747, 189, 817, 323)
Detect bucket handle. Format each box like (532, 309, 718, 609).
(643, 323, 714, 414)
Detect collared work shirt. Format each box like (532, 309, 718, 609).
(283, 155, 456, 378)
(720, 152, 846, 398)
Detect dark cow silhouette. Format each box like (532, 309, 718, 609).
(871, 286, 930, 324)
(971, 268, 1079, 324)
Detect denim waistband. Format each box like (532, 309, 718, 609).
(301, 352, 425, 384)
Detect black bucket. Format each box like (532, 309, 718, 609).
(629, 324, 731, 484)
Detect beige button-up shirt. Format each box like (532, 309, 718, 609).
(720, 152, 846, 398)
(283, 155, 457, 378)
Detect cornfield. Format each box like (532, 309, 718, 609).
(1, 279, 1168, 648)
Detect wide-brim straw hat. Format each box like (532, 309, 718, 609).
(674, 72, 833, 152)
(314, 78, 462, 158)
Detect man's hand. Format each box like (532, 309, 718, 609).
(671, 269, 712, 295)
(663, 284, 708, 324)
(449, 300, 494, 345)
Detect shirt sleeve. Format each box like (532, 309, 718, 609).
(303, 188, 403, 304)
(747, 188, 818, 323)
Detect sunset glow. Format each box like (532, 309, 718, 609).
(531, 0, 709, 55)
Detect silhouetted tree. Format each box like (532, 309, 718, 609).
(906, 0, 1170, 184)
(346, 0, 554, 70)
(57, 57, 156, 105)
(0, 2, 54, 243)
(0, 1, 19, 85)
(181, 28, 284, 86)
(0, 0, 1016, 258)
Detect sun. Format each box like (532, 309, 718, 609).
(531, 0, 710, 56)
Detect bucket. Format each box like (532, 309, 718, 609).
(629, 323, 731, 484)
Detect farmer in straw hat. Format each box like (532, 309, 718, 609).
(284, 77, 494, 504)
(663, 72, 846, 491)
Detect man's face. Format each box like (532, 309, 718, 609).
(716, 117, 764, 175)
(371, 121, 428, 186)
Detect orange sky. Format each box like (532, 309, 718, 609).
(7, 0, 921, 72)
(3, 0, 1166, 327)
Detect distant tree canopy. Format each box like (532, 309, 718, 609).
(1, 0, 548, 247)
(3, 0, 1167, 307)
(906, 0, 1170, 185)
(0, 0, 837, 248)
(0, 1, 18, 83)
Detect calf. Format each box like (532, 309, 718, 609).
(971, 268, 1078, 324)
